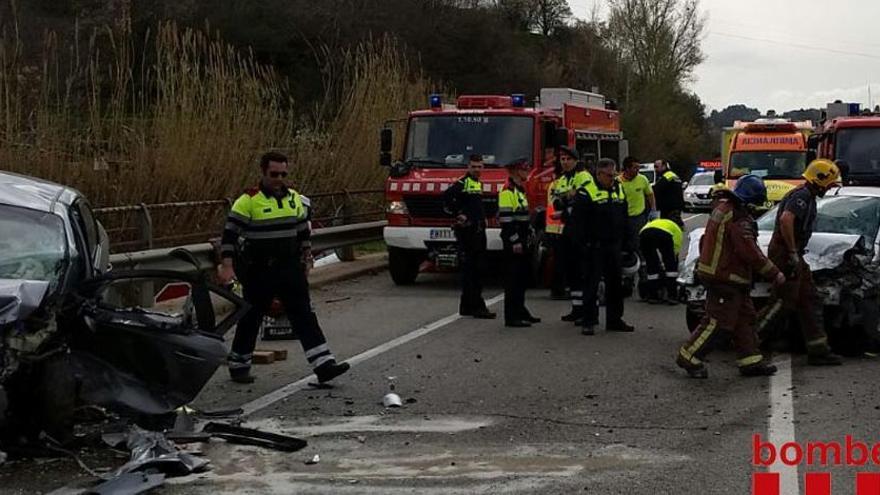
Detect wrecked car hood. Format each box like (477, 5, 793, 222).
(0, 279, 49, 325)
(679, 229, 865, 286)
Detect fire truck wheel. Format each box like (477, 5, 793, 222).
(389, 247, 421, 285)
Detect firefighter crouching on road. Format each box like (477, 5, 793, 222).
(498, 159, 540, 328)
(218, 152, 350, 384)
(676, 175, 785, 379)
(551, 146, 596, 323)
(570, 158, 634, 335)
(653, 159, 685, 226)
(755, 159, 843, 366)
(639, 218, 683, 305)
(443, 154, 495, 319)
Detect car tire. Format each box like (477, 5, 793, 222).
(388, 247, 421, 285)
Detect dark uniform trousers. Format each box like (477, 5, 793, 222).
(232, 259, 332, 371)
(680, 282, 761, 367)
(639, 228, 679, 298)
(581, 242, 624, 327)
(756, 249, 831, 355)
(456, 227, 488, 314)
(503, 246, 531, 322)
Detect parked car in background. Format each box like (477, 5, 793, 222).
(678, 186, 880, 356)
(639, 163, 656, 184)
(683, 172, 718, 211)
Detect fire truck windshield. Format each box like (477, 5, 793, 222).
(404, 115, 533, 167)
(836, 128, 880, 176)
(729, 151, 807, 180)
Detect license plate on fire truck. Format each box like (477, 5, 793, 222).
(429, 228, 455, 240)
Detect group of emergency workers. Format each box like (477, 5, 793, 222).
(215, 148, 845, 386)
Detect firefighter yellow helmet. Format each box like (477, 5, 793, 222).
(803, 159, 840, 189)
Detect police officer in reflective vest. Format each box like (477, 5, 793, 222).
(639, 218, 683, 304)
(218, 152, 350, 384)
(570, 158, 633, 335)
(676, 175, 784, 379)
(551, 146, 595, 322)
(498, 159, 540, 327)
(443, 154, 495, 319)
(653, 159, 685, 226)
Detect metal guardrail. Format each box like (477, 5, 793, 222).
(108, 220, 387, 273)
(95, 189, 385, 253)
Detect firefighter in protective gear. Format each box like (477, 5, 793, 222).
(551, 146, 596, 322)
(653, 160, 685, 226)
(676, 175, 785, 378)
(569, 158, 633, 335)
(219, 152, 350, 384)
(755, 159, 843, 366)
(639, 218, 683, 305)
(498, 160, 540, 327)
(443, 154, 495, 319)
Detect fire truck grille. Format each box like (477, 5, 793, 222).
(403, 195, 499, 219)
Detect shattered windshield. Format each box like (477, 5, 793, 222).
(756, 195, 880, 246)
(729, 151, 807, 180)
(836, 128, 880, 176)
(0, 205, 67, 284)
(405, 115, 533, 167)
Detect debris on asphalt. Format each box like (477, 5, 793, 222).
(405, 398, 418, 404)
(113, 426, 209, 477)
(357, 436, 367, 443)
(416, 354, 423, 359)
(325, 296, 352, 304)
(305, 454, 321, 465)
(202, 422, 308, 452)
(85, 471, 166, 495)
(383, 393, 403, 408)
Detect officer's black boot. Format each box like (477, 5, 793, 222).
(561, 310, 582, 322)
(607, 320, 635, 332)
(739, 362, 778, 377)
(229, 368, 256, 384)
(315, 360, 351, 383)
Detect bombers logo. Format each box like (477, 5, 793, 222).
(753, 434, 880, 494)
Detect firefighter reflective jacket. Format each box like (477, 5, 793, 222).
(654, 170, 685, 214)
(497, 180, 531, 247)
(696, 199, 781, 286)
(443, 174, 486, 228)
(546, 170, 595, 234)
(221, 183, 311, 261)
(569, 179, 628, 250)
(641, 218, 684, 254)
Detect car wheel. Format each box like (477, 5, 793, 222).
(388, 247, 421, 285)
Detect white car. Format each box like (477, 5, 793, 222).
(678, 186, 880, 356)
(683, 172, 717, 211)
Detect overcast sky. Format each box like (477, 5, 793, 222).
(569, 0, 880, 114)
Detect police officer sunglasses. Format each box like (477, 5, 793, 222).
(268, 171, 288, 178)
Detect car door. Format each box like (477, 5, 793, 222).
(63, 268, 249, 415)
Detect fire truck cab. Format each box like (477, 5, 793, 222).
(380, 88, 627, 285)
(810, 102, 880, 185)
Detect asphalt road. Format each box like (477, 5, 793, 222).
(4, 212, 880, 494)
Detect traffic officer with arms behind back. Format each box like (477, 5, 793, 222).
(570, 158, 633, 335)
(653, 159, 685, 226)
(443, 154, 495, 319)
(218, 151, 350, 384)
(498, 159, 540, 328)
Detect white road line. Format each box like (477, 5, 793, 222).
(768, 356, 799, 495)
(241, 293, 505, 416)
(682, 213, 705, 223)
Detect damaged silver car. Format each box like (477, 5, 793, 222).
(678, 187, 880, 356)
(0, 172, 248, 440)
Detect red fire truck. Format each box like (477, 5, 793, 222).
(810, 101, 880, 185)
(379, 88, 628, 285)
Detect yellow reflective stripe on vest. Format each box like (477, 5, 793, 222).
(463, 177, 482, 194)
(663, 170, 679, 181)
(697, 210, 733, 276)
(498, 187, 529, 223)
(641, 218, 683, 253)
(229, 189, 309, 241)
